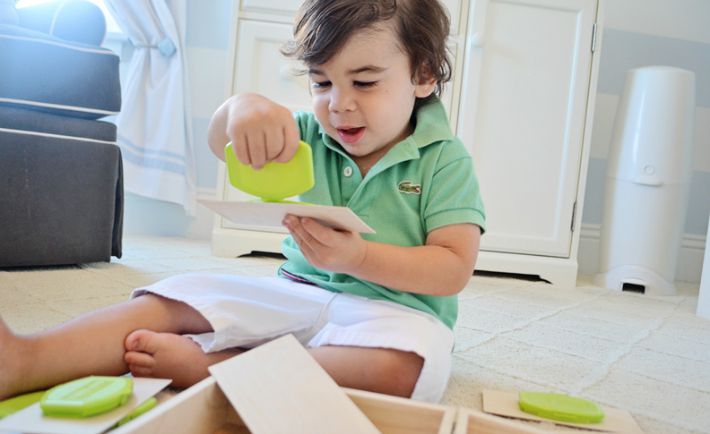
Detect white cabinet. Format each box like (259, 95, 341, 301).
(458, 0, 602, 285)
(212, 0, 603, 287)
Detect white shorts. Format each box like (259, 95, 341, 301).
(131, 273, 454, 402)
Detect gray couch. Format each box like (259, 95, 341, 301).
(0, 1, 123, 267)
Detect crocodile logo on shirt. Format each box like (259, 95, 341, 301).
(398, 181, 422, 195)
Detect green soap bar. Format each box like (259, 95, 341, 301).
(41, 376, 133, 418)
(519, 391, 604, 424)
(225, 140, 314, 202)
(0, 391, 45, 419)
(115, 396, 157, 427)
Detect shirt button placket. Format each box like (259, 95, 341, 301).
(341, 165, 358, 204)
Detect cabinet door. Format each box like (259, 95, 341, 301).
(458, 0, 598, 257)
(232, 20, 311, 113)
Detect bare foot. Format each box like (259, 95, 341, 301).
(0, 318, 28, 400)
(123, 330, 241, 388)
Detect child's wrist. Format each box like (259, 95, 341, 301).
(346, 239, 369, 277)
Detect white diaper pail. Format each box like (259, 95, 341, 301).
(595, 66, 695, 295)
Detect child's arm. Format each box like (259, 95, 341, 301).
(207, 93, 300, 167)
(283, 216, 481, 296)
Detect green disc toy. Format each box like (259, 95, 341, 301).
(225, 140, 314, 202)
(518, 391, 604, 424)
(40, 376, 133, 418)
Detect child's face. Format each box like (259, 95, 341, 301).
(307, 23, 435, 165)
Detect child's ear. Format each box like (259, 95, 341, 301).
(413, 67, 437, 98)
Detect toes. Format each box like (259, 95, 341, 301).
(124, 329, 159, 353)
(125, 350, 156, 378)
(128, 364, 154, 378)
(124, 350, 155, 368)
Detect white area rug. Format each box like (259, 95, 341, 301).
(1, 236, 707, 434)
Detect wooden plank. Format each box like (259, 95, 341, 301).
(208, 334, 381, 434)
(454, 408, 549, 434)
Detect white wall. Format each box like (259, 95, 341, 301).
(604, 0, 710, 44)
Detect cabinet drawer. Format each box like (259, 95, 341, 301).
(240, 0, 300, 15)
(241, 0, 463, 34)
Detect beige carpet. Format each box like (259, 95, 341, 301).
(1, 235, 708, 434)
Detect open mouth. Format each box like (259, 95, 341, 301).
(336, 127, 365, 144)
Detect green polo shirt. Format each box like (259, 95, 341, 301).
(279, 98, 485, 329)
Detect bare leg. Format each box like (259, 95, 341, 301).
(122, 329, 424, 398)
(0, 295, 212, 400)
(310, 346, 424, 398)
(0, 318, 26, 400)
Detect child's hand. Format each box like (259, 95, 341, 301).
(222, 93, 300, 169)
(283, 215, 367, 274)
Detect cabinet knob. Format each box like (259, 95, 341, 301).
(468, 0, 489, 48)
(469, 33, 486, 48)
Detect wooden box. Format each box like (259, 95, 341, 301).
(112, 377, 456, 434)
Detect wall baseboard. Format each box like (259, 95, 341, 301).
(124, 187, 218, 240)
(188, 187, 220, 239)
(578, 223, 707, 283)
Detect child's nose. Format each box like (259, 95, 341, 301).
(328, 88, 356, 113)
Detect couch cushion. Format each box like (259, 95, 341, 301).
(0, 24, 120, 119)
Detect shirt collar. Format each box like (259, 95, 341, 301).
(409, 97, 455, 149)
(373, 97, 455, 176)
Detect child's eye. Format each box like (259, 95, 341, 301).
(354, 81, 377, 88)
(311, 81, 331, 89)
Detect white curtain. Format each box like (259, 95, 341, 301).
(105, 0, 196, 215)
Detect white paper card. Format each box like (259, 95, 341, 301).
(199, 199, 375, 234)
(0, 378, 171, 434)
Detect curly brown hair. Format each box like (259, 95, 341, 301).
(282, 0, 452, 100)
